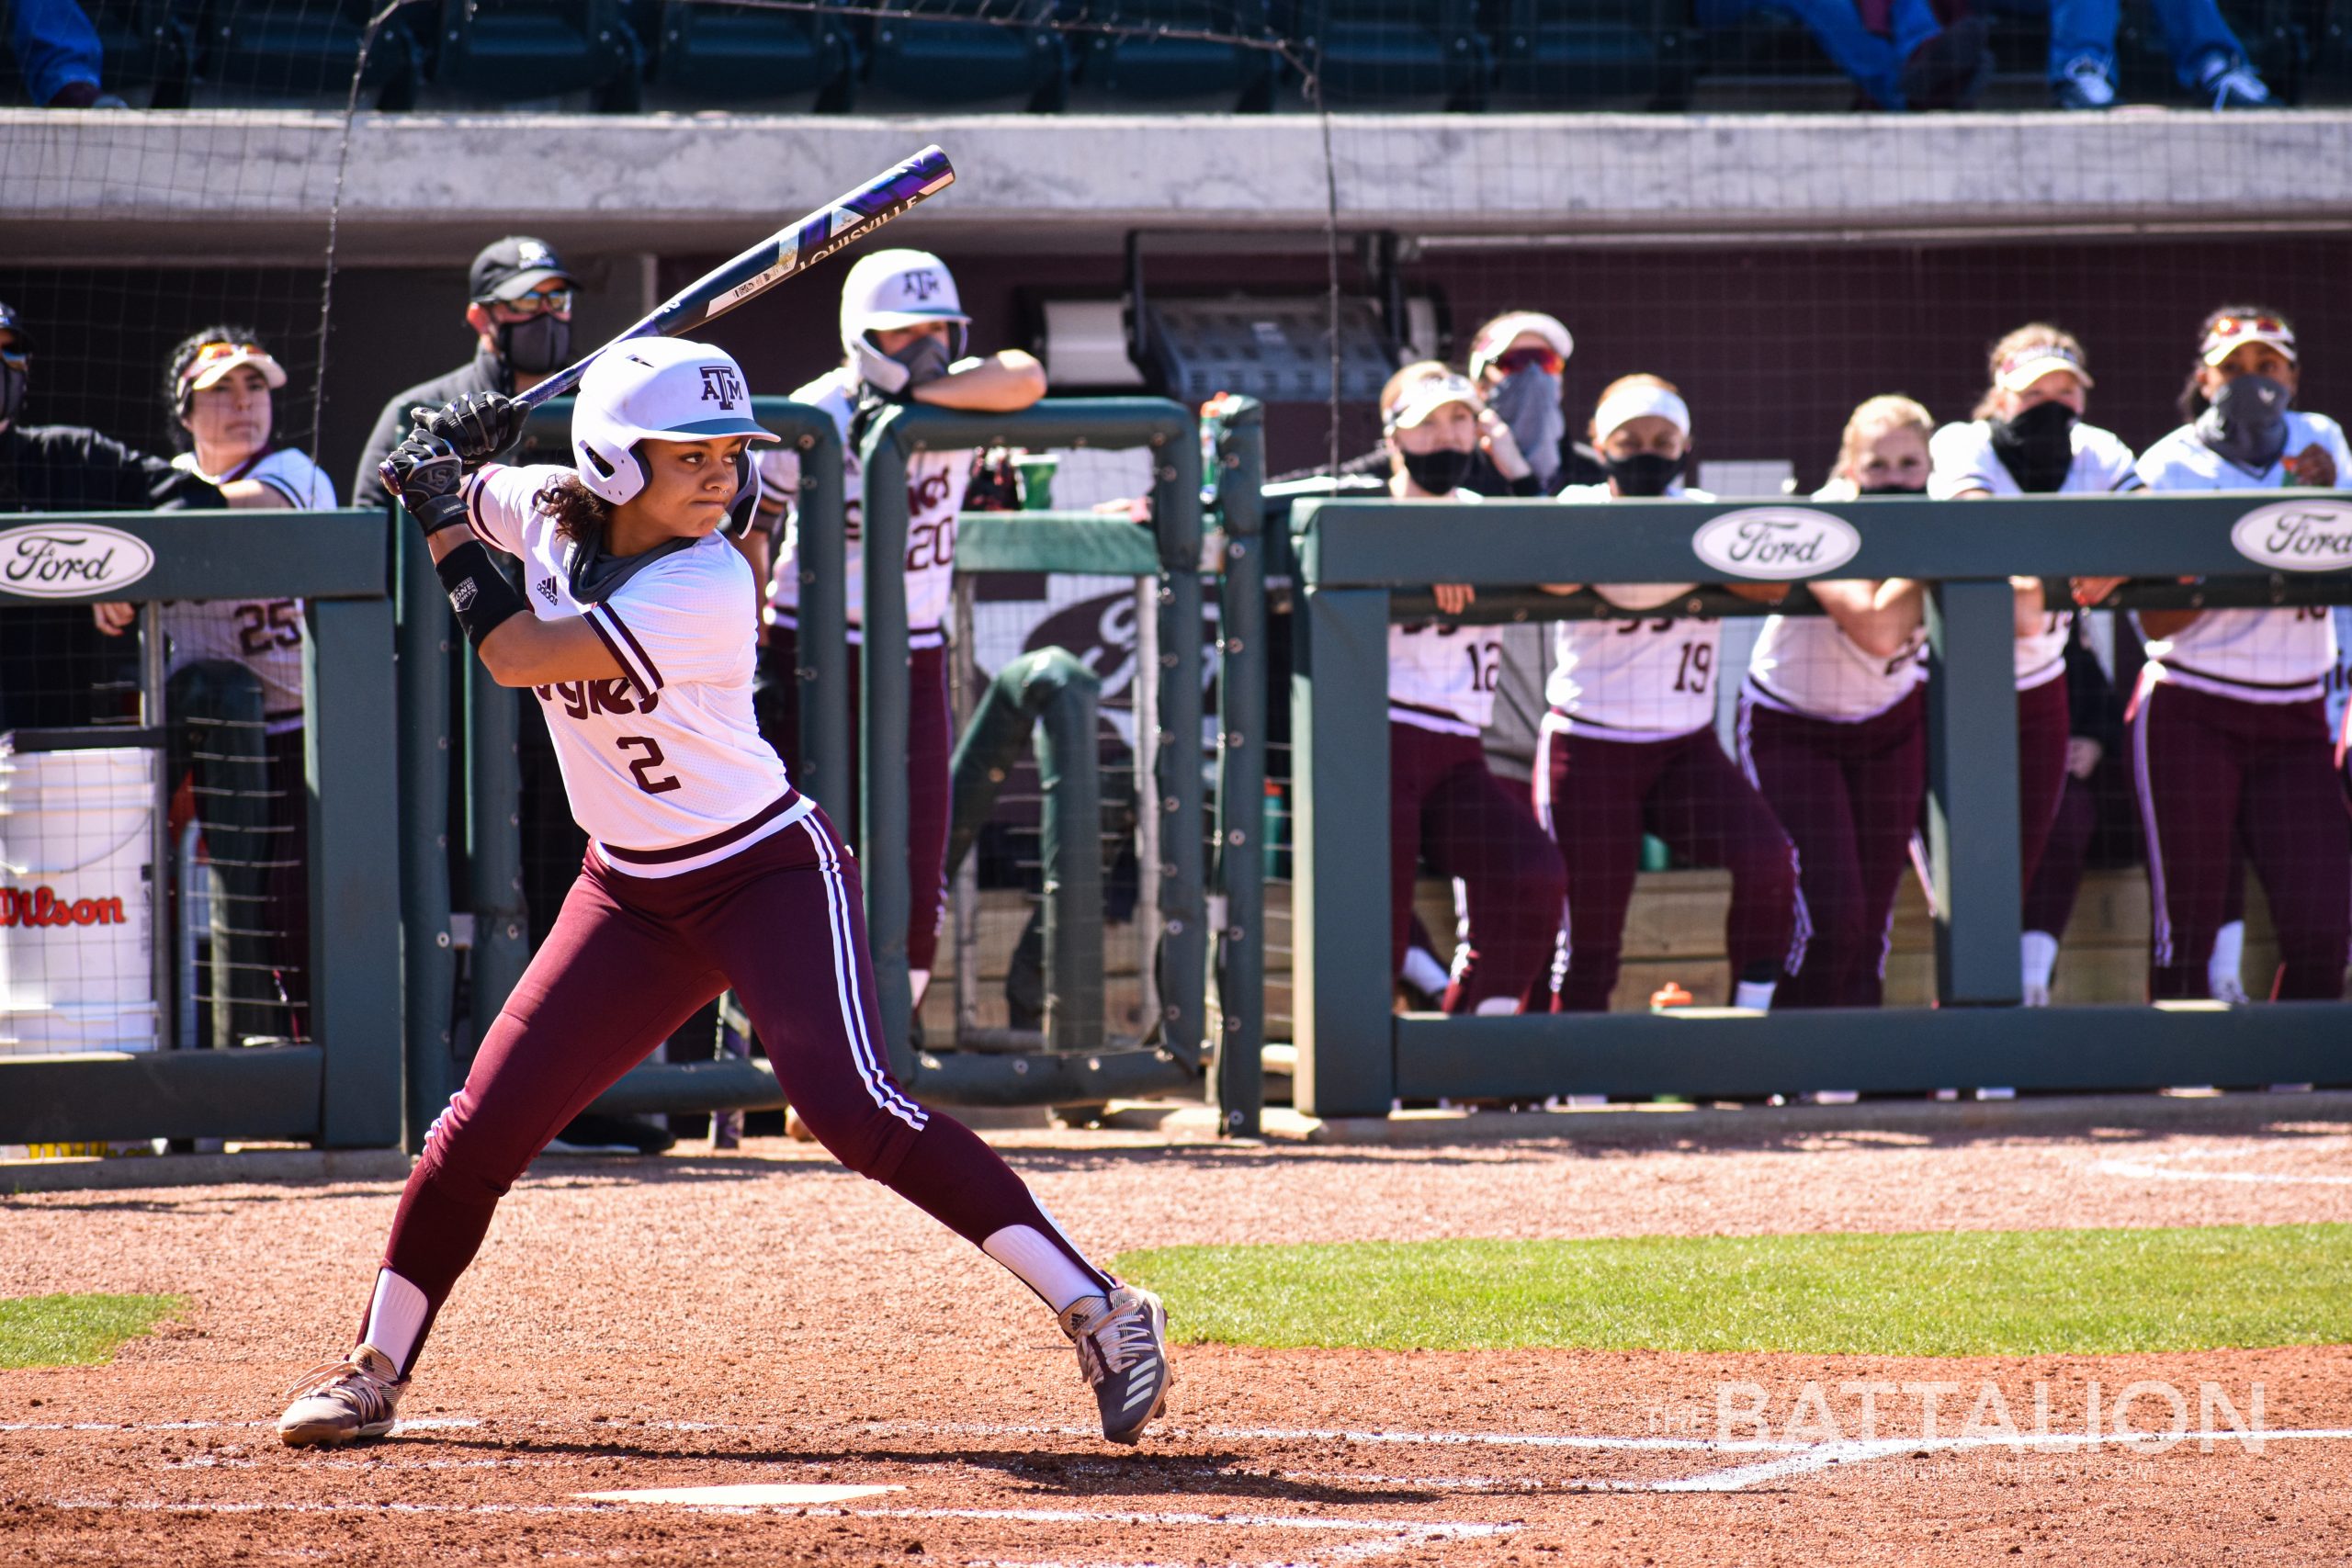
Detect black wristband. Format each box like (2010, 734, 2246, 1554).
(407, 492, 471, 538)
(435, 539, 529, 649)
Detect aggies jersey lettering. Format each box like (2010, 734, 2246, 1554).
(763, 366, 971, 649)
(2134, 410, 2352, 704)
(1929, 418, 2141, 691)
(464, 464, 807, 876)
(160, 448, 338, 730)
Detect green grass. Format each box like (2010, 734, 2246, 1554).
(1114, 1225, 2352, 1357)
(0, 1293, 186, 1369)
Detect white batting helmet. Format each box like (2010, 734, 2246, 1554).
(571, 337, 777, 506)
(840, 249, 969, 362)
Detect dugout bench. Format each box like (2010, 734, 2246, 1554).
(1285, 491, 2352, 1119)
(0, 507, 401, 1148)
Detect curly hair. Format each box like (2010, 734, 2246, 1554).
(535, 469, 612, 546)
(162, 322, 274, 454)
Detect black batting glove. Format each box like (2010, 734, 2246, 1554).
(418, 391, 527, 469)
(380, 432, 469, 538)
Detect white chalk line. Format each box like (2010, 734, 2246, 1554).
(2090, 1156, 2352, 1186)
(0, 1416, 481, 1434)
(872, 1419, 1815, 1455)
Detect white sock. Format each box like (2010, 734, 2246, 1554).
(1733, 979, 1775, 1011)
(361, 1269, 429, 1371)
(2021, 930, 2060, 990)
(1472, 996, 1520, 1016)
(910, 968, 931, 1009)
(1399, 947, 1449, 997)
(2209, 921, 2245, 996)
(982, 1224, 1103, 1315)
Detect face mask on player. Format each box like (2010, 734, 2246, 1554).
(1859, 480, 1928, 495)
(496, 312, 572, 378)
(0, 357, 24, 428)
(2196, 373, 2291, 473)
(1987, 400, 2077, 493)
(1398, 444, 1476, 496)
(1604, 450, 1684, 498)
(1485, 368, 1566, 488)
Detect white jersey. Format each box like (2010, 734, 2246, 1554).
(1929, 418, 2140, 690)
(2133, 411, 2352, 705)
(160, 448, 337, 729)
(763, 366, 971, 649)
(464, 464, 807, 876)
(1391, 623, 1501, 736)
(1744, 482, 1925, 722)
(1545, 482, 1720, 741)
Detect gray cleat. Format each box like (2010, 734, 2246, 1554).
(277, 1344, 406, 1448)
(1059, 1285, 1172, 1445)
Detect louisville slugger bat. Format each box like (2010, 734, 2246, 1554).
(516, 144, 956, 411)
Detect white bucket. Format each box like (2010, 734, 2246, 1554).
(0, 743, 158, 1055)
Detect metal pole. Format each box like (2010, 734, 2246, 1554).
(1926, 579, 2025, 1006)
(951, 574, 979, 1042)
(1132, 572, 1162, 1037)
(140, 602, 175, 1054)
(465, 662, 528, 1036)
(1211, 400, 1267, 1135)
(395, 519, 457, 1150)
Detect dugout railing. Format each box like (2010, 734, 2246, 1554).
(1287, 491, 2352, 1120)
(0, 507, 401, 1148)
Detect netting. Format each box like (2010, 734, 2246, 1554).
(6, 0, 2348, 1117)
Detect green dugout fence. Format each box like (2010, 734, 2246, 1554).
(1287, 491, 2352, 1119)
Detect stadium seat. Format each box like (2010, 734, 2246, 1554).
(649, 0, 857, 108)
(429, 0, 645, 112)
(1489, 0, 1697, 109)
(190, 0, 428, 109)
(0, 0, 195, 106)
(859, 0, 1070, 112)
(1276, 0, 1491, 110)
(1075, 1, 1282, 111)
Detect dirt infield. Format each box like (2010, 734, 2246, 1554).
(5, 1093, 2351, 1565)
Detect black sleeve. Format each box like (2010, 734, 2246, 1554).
(76, 430, 224, 511)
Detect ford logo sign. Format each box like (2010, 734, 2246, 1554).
(0, 523, 156, 599)
(2229, 498, 2352, 573)
(1690, 507, 1862, 581)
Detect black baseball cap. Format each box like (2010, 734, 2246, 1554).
(469, 237, 574, 304)
(0, 299, 28, 350)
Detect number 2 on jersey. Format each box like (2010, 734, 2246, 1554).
(616, 736, 681, 795)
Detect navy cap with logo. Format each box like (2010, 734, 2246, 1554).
(0, 299, 29, 351)
(469, 237, 575, 305)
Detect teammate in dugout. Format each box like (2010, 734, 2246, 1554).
(2120, 307, 2351, 1002)
(1539, 377, 1802, 1012)
(752, 249, 1046, 1017)
(1737, 396, 1934, 1010)
(1929, 327, 2143, 1001)
(278, 338, 1171, 1449)
(1376, 365, 1566, 1014)
(89, 329, 335, 1042)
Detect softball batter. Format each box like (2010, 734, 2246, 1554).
(277, 338, 1169, 1449)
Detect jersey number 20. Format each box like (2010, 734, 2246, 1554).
(616, 736, 682, 795)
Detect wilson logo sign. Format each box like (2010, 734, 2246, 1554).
(1690, 507, 1862, 580)
(0, 885, 130, 929)
(2229, 499, 2352, 573)
(0, 523, 155, 598)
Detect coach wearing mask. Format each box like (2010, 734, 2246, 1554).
(351, 237, 578, 502)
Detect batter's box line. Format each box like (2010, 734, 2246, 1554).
(1644, 1426, 2352, 1494)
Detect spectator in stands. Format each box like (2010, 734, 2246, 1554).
(1538, 377, 1801, 1011)
(1375, 364, 1565, 1016)
(88, 328, 333, 1043)
(7, 0, 126, 107)
(2128, 306, 2350, 1001)
(1695, 0, 1991, 110)
(1928, 325, 2140, 982)
(1737, 395, 1932, 1010)
(0, 299, 228, 734)
(2017, 0, 2275, 108)
(353, 242, 671, 1154)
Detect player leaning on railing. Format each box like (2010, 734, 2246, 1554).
(2124, 308, 2352, 1003)
(276, 338, 1170, 1450)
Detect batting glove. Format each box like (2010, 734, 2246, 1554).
(380, 433, 469, 537)
(419, 391, 527, 468)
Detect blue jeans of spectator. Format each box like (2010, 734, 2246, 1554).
(6, 0, 102, 104)
(1980, 0, 2245, 84)
(1696, 0, 1943, 108)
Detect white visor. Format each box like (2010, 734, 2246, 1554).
(1592, 383, 1690, 445)
(1995, 345, 2093, 393)
(1384, 369, 1483, 433)
(1468, 311, 1575, 379)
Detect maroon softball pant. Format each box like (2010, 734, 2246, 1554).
(754, 626, 953, 974)
(2016, 674, 2071, 898)
(377, 808, 1103, 1374)
(1736, 689, 1925, 1010)
(2132, 681, 2352, 1000)
(1537, 720, 1801, 1012)
(1388, 722, 1566, 1012)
